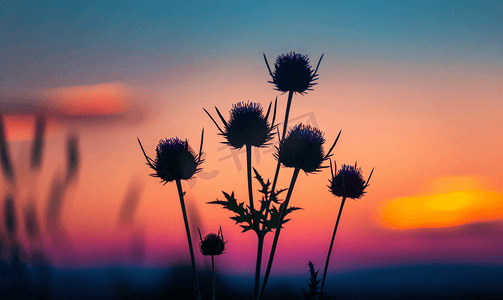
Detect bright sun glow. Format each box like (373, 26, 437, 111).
(423, 191, 474, 211)
(379, 178, 503, 229)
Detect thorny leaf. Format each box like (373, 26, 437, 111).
(254, 168, 273, 213)
(239, 224, 255, 233)
(302, 261, 335, 300)
(208, 191, 254, 233)
(253, 167, 270, 196)
(209, 170, 302, 235)
(253, 167, 287, 214)
(262, 203, 302, 233)
(208, 191, 247, 216)
(263, 205, 281, 233)
(270, 188, 287, 204)
(259, 195, 269, 213)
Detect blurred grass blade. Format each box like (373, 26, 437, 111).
(30, 113, 46, 171)
(66, 134, 79, 184)
(45, 174, 65, 234)
(117, 178, 143, 228)
(4, 194, 16, 237)
(24, 201, 39, 240)
(0, 114, 15, 183)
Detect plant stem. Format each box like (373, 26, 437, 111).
(246, 143, 263, 300)
(254, 234, 264, 300)
(246, 144, 259, 228)
(212, 255, 216, 300)
(281, 90, 294, 141)
(175, 179, 201, 300)
(263, 90, 294, 228)
(258, 167, 300, 300)
(270, 90, 294, 194)
(320, 196, 347, 295)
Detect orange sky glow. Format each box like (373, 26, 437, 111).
(1, 57, 502, 271)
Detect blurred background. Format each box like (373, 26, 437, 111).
(1, 1, 502, 299)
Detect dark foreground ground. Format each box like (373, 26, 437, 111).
(2, 262, 503, 300)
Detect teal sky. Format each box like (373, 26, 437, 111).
(1, 0, 501, 91)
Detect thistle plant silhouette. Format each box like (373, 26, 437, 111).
(138, 130, 204, 300)
(0, 53, 374, 299)
(204, 100, 280, 300)
(319, 161, 373, 295)
(258, 124, 340, 299)
(262, 52, 323, 201)
(203, 52, 372, 300)
(258, 52, 327, 300)
(199, 226, 227, 300)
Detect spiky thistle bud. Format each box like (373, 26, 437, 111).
(199, 227, 227, 256)
(138, 130, 204, 185)
(328, 161, 374, 199)
(264, 52, 323, 94)
(275, 124, 339, 174)
(204, 100, 277, 150)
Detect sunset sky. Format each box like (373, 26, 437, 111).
(1, 0, 502, 297)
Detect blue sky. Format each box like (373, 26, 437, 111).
(1, 0, 501, 91)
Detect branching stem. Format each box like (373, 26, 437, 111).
(258, 167, 300, 299)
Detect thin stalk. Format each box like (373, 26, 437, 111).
(246, 143, 262, 300)
(263, 90, 294, 225)
(271, 90, 294, 192)
(280, 90, 294, 143)
(212, 255, 216, 300)
(175, 179, 201, 300)
(254, 234, 264, 300)
(246, 144, 259, 229)
(258, 167, 300, 300)
(320, 196, 347, 295)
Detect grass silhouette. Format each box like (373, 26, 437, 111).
(1, 113, 55, 298)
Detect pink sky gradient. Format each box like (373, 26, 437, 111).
(1, 53, 502, 273)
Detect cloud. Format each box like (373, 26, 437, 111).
(38, 83, 132, 116)
(0, 83, 147, 129)
(414, 219, 503, 241)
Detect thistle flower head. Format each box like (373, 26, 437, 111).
(204, 100, 277, 150)
(264, 52, 323, 94)
(137, 130, 204, 185)
(328, 161, 374, 199)
(275, 124, 340, 174)
(198, 226, 227, 256)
